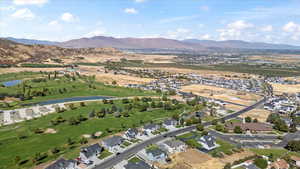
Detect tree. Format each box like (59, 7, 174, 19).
(15, 156, 21, 164)
(80, 102, 86, 107)
(196, 124, 204, 131)
(112, 80, 117, 85)
(212, 119, 219, 125)
(274, 119, 289, 132)
(216, 124, 225, 132)
(67, 137, 75, 145)
(80, 137, 88, 145)
(286, 140, 300, 152)
(290, 123, 297, 133)
(223, 163, 231, 169)
(253, 118, 258, 123)
(254, 157, 268, 169)
(245, 116, 252, 123)
(234, 126, 243, 134)
(89, 109, 95, 118)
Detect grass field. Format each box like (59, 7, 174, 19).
(0, 100, 192, 169)
(0, 72, 156, 109)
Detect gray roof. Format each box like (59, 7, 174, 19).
(126, 128, 139, 138)
(243, 164, 260, 169)
(163, 140, 185, 148)
(197, 135, 216, 148)
(46, 158, 76, 169)
(144, 124, 159, 130)
(103, 136, 124, 147)
(163, 119, 177, 126)
(124, 161, 152, 169)
(81, 144, 103, 158)
(146, 148, 166, 157)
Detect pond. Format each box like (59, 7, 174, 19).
(2, 80, 22, 87)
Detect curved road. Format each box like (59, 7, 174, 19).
(94, 97, 267, 169)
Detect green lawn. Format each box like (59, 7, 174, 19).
(0, 100, 191, 169)
(128, 157, 141, 163)
(249, 148, 300, 160)
(98, 150, 113, 160)
(209, 139, 236, 156)
(0, 73, 156, 109)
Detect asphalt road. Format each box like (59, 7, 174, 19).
(94, 97, 267, 169)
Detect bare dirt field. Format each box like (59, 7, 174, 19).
(79, 66, 153, 85)
(0, 67, 64, 74)
(225, 104, 244, 111)
(159, 149, 224, 169)
(181, 84, 262, 106)
(239, 108, 271, 122)
(219, 151, 255, 164)
(248, 55, 300, 64)
(271, 83, 300, 94)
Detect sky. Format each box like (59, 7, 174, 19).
(1, 0, 300, 45)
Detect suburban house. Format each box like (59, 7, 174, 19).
(124, 128, 139, 140)
(160, 140, 187, 154)
(196, 135, 219, 151)
(143, 124, 160, 135)
(225, 122, 273, 133)
(146, 148, 167, 162)
(46, 158, 77, 169)
(268, 159, 289, 169)
(79, 143, 103, 164)
(124, 161, 153, 169)
(102, 136, 124, 153)
(163, 119, 178, 129)
(290, 156, 300, 167)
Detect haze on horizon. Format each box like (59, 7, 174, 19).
(1, 0, 300, 45)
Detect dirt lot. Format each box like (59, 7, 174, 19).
(0, 67, 64, 74)
(239, 108, 272, 122)
(79, 65, 153, 85)
(181, 84, 262, 106)
(271, 83, 300, 94)
(159, 149, 224, 169)
(219, 151, 255, 164)
(225, 104, 244, 111)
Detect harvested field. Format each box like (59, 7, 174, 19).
(239, 108, 271, 122)
(248, 55, 300, 64)
(271, 83, 300, 94)
(159, 149, 224, 169)
(181, 84, 261, 106)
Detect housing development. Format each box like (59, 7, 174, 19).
(2, 0, 300, 169)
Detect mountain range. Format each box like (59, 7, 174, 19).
(4, 36, 300, 50)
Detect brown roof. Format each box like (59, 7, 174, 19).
(269, 159, 289, 169)
(291, 156, 300, 161)
(225, 122, 273, 132)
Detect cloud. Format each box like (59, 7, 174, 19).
(61, 12, 76, 22)
(13, 0, 48, 6)
(227, 20, 253, 30)
(84, 29, 107, 38)
(134, 0, 146, 3)
(11, 8, 35, 20)
(159, 15, 200, 24)
(200, 34, 211, 40)
(200, 5, 209, 11)
(261, 25, 273, 32)
(282, 22, 300, 40)
(0, 6, 16, 11)
(48, 20, 62, 30)
(124, 8, 138, 14)
(217, 20, 253, 40)
(165, 28, 191, 39)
